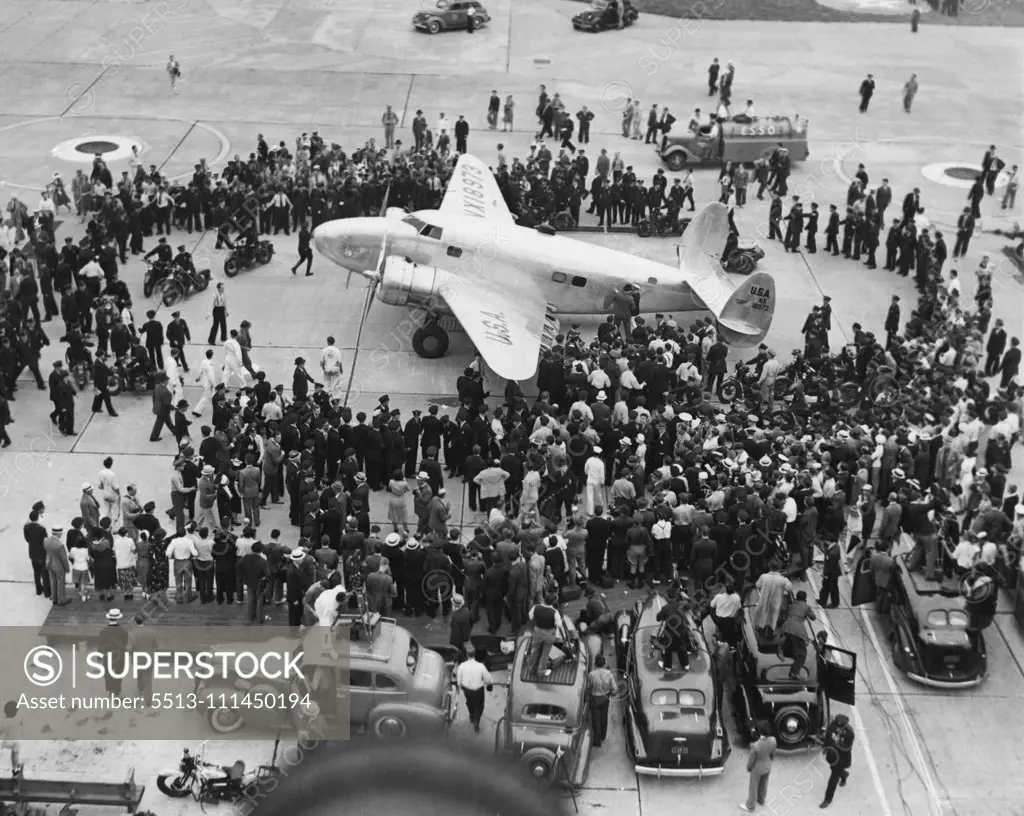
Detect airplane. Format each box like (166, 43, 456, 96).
(312, 152, 776, 382)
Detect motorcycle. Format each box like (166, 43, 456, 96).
(636, 209, 690, 238)
(721, 239, 765, 275)
(110, 354, 157, 395)
(64, 346, 93, 390)
(157, 745, 279, 806)
(143, 259, 173, 298)
(157, 266, 212, 308)
(223, 240, 274, 277)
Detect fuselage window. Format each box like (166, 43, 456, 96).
(647, 277, 658, 285)
(447, 246, 463, 258)
(571, 276, 587, 287)
(420, 225, 443, 240)
(551, 271, 568, 283)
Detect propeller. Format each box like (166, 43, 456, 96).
(362, 222, 387, 321)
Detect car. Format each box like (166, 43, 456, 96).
(197, 614, 458, 738)
(494, 619, 594, 788)
(659, 116, 810, 170)
(572, 0, 639, 31)
(413, 0, 490, 34)
(732, 588, 857, 749)
(614, 592, 730, 777)
(851, 552, 988, 689)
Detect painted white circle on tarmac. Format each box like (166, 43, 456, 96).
(51, 135, 147, 164)
(921, 161, 1008, 190)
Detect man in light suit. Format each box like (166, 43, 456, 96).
(44, 526, 71, 606)
(742, 720, 777, 812)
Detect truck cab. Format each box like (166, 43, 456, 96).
(660, 116, 810, 170)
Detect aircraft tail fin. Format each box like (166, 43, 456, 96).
(677, 203, 775, 347)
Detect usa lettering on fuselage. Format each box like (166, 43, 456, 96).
(460, 164, 487, 219)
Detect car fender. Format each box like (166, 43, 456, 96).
(663, 144, 697, 163)
(368, 702, 444, 738)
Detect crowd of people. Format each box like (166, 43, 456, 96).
(7, 79, 1021, 663)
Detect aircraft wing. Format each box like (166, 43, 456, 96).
(439, 153, 515, 224)
(434, 263, 548, 381)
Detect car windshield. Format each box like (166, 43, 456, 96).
(407, 637, 420, 674)
(651, 689, 706, 707)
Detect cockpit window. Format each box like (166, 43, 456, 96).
(419, 224, 443, 239)
(401, 215, 426, 231)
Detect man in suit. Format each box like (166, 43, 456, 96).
(823, 204, 840, 255)
(985, 319, 1007, 376)
(292, 357, 317, 400)
(644, 104, 660, 144)
(658, 107, 676, 150)
(952, 207, 975, 259)
(999, 337, 1021, 390)
(884, 296, 901, 348)
(804, 203, 819, 253)
(149, 372, 175, 442)
(858, 74, 875, 112)
(90, 352, 118, 417)
(56, 371, 77, 436)
(901, 187, 921, 225)
(883, 218, 901, 270)
(44, 525, 71, 606)
(454, 115, 470, 154)
(820, 714, 855, 809)
(707, 58, 720, 96)
(138, 309, 165, 370)
(743, 720, 777, 812)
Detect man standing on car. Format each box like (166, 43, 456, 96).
(741, 720, 776, 812)
(780, 590, 816, 679)
(820, 714, 855, 809)
(587, 654, 616, 747)
(455, 643, 493, 734)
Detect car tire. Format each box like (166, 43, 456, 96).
(773, 705, 810, 747)
(207, 706, 245, 734)
(520, 747, 557, 781)
(472, 15, 485, 27)
(666, 153, 686, 171)
(370, 711, 408, 739)
(428, 20, 440, 33)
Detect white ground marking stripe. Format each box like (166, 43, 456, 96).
(805, 570, 894, 816)
(810, 553, 954, 815)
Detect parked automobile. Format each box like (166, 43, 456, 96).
(572, 0, 639, 31)
(732, 588, 857, 749)
(198, 616, 458, 738)
(851, 552, 987, 689)
(494, 619, 594, 788)
(614, 592, 730, 777)
(413, 0, 490, 33)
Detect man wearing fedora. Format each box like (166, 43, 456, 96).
(97, 609, 130, 696)
(44, 525, 71, 606)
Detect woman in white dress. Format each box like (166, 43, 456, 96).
(386, 470, 411, 533)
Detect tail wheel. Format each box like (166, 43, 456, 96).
(774, 706, 810, 747)
(195, 270, 211, 292)
(636, 220, 653, 238)
(224, 257, 240, 278)
(257, 244, 273, 264)
(159, 280, 184, 308)
(718, 380, 740, 404)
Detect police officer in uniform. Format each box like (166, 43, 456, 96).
(167, 311, 192, 372)
(291, 221, 314, 276)
(91, 352, 118, 417)
(144, 236, 173, 266)
(173, 244, 194, 276)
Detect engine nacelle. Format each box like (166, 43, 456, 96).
(377, 257, 442, 309)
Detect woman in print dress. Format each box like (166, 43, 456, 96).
(147, 530, 170, 597)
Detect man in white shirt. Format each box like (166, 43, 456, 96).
(221, 330, 248, 387)
(619, 364, 645, 399)
(166, 530, 198, 603)
(569, 394, 594, 423)
(455, 643, 493, 733)
(193, 350, 216, 416)
(758, 351, 782, 411)
(79, 255, 104, 282)
(709, 581, 742, 646)
(437, 113, 451, 135)
(320, 337, 343, 399)
(583, 447, 607, 516)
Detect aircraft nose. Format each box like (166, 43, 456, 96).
(313, 219, 382, 274)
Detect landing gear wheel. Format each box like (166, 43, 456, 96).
(412, 322, 450, 359)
